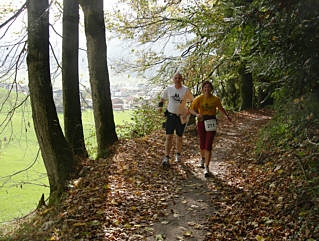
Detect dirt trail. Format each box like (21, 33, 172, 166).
(146, 110, 272, 241)
(5, 110, 272, 241)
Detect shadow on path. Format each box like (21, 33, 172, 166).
(146, 162, 245, 241)
(146, 110, 272, 240)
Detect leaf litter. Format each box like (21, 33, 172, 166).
(6, 109, 319, 240)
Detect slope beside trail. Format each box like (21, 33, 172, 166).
(8, 110, 272, 241)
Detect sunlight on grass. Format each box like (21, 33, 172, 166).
(0, 108, 132, 223)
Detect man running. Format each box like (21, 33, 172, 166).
(158, 72, 194, 168)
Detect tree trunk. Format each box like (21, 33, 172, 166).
(238, 61, 253, 110)
(79, 0, 118, 158)
(62, 0, 88, 158)
(27, 0, 76, 204)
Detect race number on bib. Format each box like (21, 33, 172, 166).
(204, 119, 217, 131)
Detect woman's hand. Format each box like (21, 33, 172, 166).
(197, 113, 203, 122)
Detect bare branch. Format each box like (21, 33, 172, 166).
(0, 149, 41, 188)
(49, 41, 62, 70)
(15, 181, 49, 188)
(0, 37, 27, 79)
(0, 1, 28, 30)
(49, 23, 63, 39)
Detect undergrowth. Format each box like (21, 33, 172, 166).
(116, 98, 164, 139)
(256, 93, 319, 237)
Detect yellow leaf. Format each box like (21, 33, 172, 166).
(96, 209, 104, 215)
(90, 220, 100, 226)
(73, 178, 81, 187)
(256, 235, 265, 241)
(155, 234, 164, 240)
(124, 223, 131, 228)
(111, 200, 118, 205)
(40, 208, 52, 215)
(73, 222, 87, 227)
(269, 183, 276, 189)
(298, 211, 308, 216)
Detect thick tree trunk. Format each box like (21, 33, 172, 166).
(62, 0, 88, 158)
(27, 0, 76, 204)
(238, 62, 253, 110)
(80, 0, 118, 158)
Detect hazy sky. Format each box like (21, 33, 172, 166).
(0, 0, 144, 87)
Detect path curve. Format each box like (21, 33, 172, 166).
(146, 110, 272, 241)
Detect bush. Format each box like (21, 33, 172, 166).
(116, 98, 165, 139)
(258, 93, 319, 151)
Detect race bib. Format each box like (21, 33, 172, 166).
(204, 119, 217, 131)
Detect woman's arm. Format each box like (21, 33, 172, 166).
(189, 109, 200, 118)
(218, 105, 231, 121)
(189, 109, 203, 122)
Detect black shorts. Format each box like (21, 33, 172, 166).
(165, 111, 186, 136)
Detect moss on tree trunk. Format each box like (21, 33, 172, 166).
(27, 0, 77, 205)
(238, 62, 253, 110)
(80, 0, 118, 158)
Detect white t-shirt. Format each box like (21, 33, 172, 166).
(161, 85, 193, 115)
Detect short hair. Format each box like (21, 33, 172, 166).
(201, 81, 213, 89)
(174, 72, 183, 77)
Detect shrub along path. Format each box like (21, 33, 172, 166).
(5, 109, 318, 240)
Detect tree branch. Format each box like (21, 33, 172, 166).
(0, 149, 41, 190)
(0, 1, 28, 30)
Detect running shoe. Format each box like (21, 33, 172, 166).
(175, 153, 181, 163)
(162, 156, 170, 169)
(204, 168, 211, 178)
(199, 158, 205, 168)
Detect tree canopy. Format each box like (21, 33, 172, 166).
(106, 0, 319, 108)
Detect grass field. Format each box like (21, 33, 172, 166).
(0, 101, 132, 223)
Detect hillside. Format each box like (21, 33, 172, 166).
(2, 109, 318, 240)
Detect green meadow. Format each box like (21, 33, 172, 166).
(0, 91, 132, 223)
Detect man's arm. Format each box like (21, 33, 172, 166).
(159, 87, 169, 112)
(187, 88, 194, 102)
(158, 98, 165, 113)
(183, 89, 194, 115)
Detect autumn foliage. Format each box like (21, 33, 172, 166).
(3, 109, 318, 240)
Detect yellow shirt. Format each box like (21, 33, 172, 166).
(190, 94, 222, 116)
